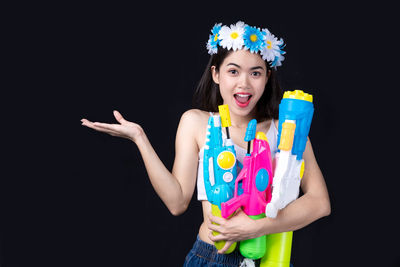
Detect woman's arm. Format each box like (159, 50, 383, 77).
(135, 110, 201, 215)
(208, 138, 330, 253)
(82, 109, 202, 216)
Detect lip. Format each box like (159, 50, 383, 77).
(234, 92, 252, 108)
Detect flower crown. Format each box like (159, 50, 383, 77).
(206, 21, 286, 68)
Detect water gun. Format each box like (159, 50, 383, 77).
(261, 90, 314, 267)
(265, 90, 314, 218)
(203, 105, 238, 253)
(221, 119, 274, 259)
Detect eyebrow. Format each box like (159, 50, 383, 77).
(226, 63, 265, 70)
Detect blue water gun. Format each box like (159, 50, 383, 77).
(261, 90, 314, 267)
(203, 104, 238, 253)
(265, 90, 314, 218)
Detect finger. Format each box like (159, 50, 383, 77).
(207, 222, 222, 233)
(81, 118, 93, 125)
(208, 231, 226, 242)
(113, 110, 128, 124)
(81, 119, 98, 129)
(218, 241, 234, 254)
(82, 119, 118, 131)
(82, 121, 121, 136)
(113, 110, 132, 126)
(208, 212, 227, 225)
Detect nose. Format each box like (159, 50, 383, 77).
(238, 73, 250, 89)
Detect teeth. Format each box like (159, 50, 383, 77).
(236, 94, 251, 97)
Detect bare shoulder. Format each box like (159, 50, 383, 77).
(178, 109, 210, 150)
(180, 109, 210, 124)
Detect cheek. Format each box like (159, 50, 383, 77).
(219, 75, 234, 87)
(253, 79, 267, 95)
(218, 77, 235, 94)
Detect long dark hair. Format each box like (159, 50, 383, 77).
(192, 47, 283, 122)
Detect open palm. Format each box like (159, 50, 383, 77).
(81, 110, 143, 142)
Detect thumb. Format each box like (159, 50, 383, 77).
(113, 110, 127, 124)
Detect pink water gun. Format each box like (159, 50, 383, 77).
(221, 119, 274, 259)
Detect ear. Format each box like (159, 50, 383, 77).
(211, 65, 220, 84)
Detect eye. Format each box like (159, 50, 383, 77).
(228, 69, 238, 75)
(251, 71, 262, 77)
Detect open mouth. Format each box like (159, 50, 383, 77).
(234, 93, 252, 107)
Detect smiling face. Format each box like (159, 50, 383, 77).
(211, 49, 270, 118)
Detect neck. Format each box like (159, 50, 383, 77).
(228, 109, 256, 129)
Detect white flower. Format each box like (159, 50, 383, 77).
(218, 21, 246, 51)
(260, 29, 282, 62)
(272, 53, 285, 67)
(204, 21, 286, 67)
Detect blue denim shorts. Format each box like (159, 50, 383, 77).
(183, 236, 245, 267)
(183, 236, 294, 267)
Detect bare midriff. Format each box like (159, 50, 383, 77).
(198, 200, 214, 245)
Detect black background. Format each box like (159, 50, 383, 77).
(2, 2, 399, 267)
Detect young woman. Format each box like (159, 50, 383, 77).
(81, 21, 330, 266)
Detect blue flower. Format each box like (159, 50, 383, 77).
(243, 26, 266, 53)
(207, 23, 222, 54)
